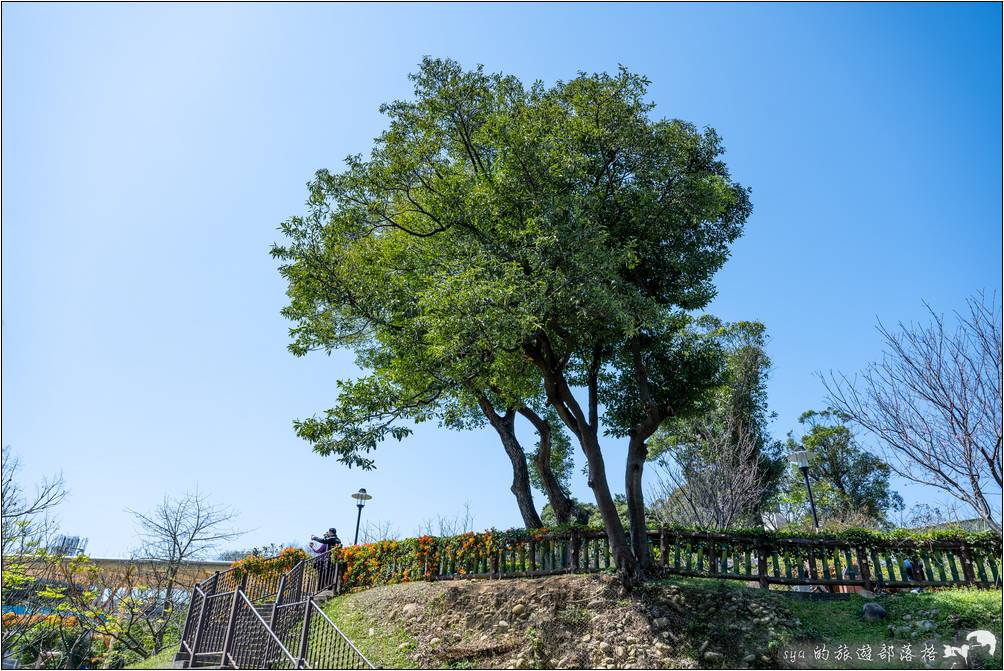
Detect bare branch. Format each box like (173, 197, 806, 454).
(648, 415, 767, 530)
(823, 293, 1002, 533)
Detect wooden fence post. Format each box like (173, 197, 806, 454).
(807, 546, 819, 584)
(529, 540, 537, 572)
(660, 530, 668, 568)
(959, 544, 977, 584)
(858, 547, 874, 592)
(757, 546, 769, 590)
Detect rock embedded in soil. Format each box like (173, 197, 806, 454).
(862, 602, 888, 622)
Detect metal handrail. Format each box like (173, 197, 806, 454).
(308, 600, 373, 668)
(178, 546, 371, 669)
(226, 588, 299, 669)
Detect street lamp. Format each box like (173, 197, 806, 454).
(789, 450, 819, 529)
(351, 488, 373, 545)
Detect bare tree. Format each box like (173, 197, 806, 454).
(126, 489, 244, 650)
(1, 450, 65, 556)
(360, 520, 400, 543)
(648, 418, 768, 530)
(1, 450, 67, 657)
(824, 294, 1002, 533)
(416, 501, 476, 537)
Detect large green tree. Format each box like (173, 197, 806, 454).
(273, 58, 750, 578)
(780, 409, 903, 527)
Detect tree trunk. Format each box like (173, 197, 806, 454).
(478, 399, 543, 529)
(518, 407, 576, 525)
(579, 426, 637, 581)
(526, 334, 638, 582)
(155, 566, 179, 652)
(625, 435, 650, 569)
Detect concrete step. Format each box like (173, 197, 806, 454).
(253, 604, 273, 624)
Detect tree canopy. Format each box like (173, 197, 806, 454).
(273, 58, 751, 578)
(780, 409, 903, 528)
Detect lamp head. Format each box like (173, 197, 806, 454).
(788, 450, 810, 470)
(351, 488, 373, 506)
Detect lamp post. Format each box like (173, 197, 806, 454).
(351, 488, 373, 545)
(789, 450, 819, 529)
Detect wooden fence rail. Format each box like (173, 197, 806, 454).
(328, 529, 1001, 592)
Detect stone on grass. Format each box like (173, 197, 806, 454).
(862, 602, 887, 622)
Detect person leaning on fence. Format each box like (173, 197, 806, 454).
(902, 556, 925, 592)
(310, 528, 342, 590)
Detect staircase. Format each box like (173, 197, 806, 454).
(253, 604, 274, 627)
(173, 550, 372, 669)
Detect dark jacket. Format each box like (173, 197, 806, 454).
(311, 533, 341, 549)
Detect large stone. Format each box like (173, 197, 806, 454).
(862, 603, 888, 622)
(703, 651, 725, 663)
(402, 603, 421, 618)
(918, 620, 937, 632)
(512, 603, 526, 617)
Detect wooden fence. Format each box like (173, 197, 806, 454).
(338, 529, 1001, 592)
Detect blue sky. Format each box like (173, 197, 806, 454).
(3, 3, 1000, 557)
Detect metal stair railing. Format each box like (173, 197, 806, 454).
(223, 588, 299, 669)
(178, 548, 371, 669)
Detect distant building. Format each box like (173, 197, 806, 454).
(47, 535, 88, 556)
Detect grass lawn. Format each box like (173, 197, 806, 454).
(124, 646, 178, 669)
(654, 576, 1002, 669)
(322, 594, 418, 669)
(786, 587, 1002, 642)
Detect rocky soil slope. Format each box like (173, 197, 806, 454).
(324, 574, 797, 669)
